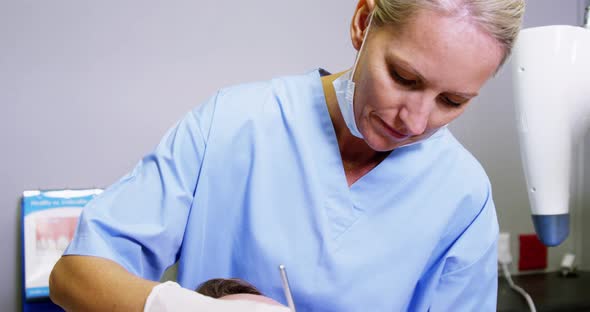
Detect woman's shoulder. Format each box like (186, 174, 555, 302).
(202, 69, 324, 128)
(215, 69, 322, 106)
(190, 69, 324, 141)
(437, 129, 490, 185)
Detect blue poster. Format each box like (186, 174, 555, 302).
(22, 189, 102, 301)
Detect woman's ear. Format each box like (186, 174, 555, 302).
(350, 0, 376, 51)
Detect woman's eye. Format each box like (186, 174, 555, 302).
(391, 69, 417, 87)
(441, 96, 463, 107)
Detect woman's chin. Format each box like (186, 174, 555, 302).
(363, 133, 405, 152)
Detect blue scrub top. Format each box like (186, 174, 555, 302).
(66, 69, 499, 311)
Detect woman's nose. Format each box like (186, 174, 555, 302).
(398, 97, 432, 136)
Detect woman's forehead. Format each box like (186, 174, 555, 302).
(377, 9, 503, 91)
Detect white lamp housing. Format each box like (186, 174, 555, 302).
(512, 25, 590, 246)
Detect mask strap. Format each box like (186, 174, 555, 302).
(350, 11, 375, 79)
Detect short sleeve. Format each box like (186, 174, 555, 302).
(64, 92, 218, 281)
(430, 185, 499, 311)
(429, 239, 498, 311)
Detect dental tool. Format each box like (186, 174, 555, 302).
(278, 264, 296, 312)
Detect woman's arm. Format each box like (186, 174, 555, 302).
(49, 255, 159, 312)
(50, 255, 291, 312)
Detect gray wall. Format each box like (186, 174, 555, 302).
(1, 1, 588, 311)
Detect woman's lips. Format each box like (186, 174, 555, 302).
(376, 117, 410, 140)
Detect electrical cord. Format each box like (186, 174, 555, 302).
(501, 262, 537, 312)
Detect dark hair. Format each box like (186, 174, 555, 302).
(195, 278, 263, 298)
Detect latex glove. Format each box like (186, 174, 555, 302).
(144, 281, 291, 312)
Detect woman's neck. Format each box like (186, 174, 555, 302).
(320, 72, 388, 170)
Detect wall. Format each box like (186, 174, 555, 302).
(584, 135, 590, 270)
(580, 0, 590, 278)
(1, 1, 588, 311)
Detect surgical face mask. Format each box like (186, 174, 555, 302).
(332, 70, 363, 138)
(332, 14, 374, 140)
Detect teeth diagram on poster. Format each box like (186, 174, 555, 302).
(24, 208, 81, 290)
(22, 189, 102, 300)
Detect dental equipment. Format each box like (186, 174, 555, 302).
(512, 5, 590, 246)
(278, 264, 296, 312)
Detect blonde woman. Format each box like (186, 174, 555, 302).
(50, 0, 525, 311)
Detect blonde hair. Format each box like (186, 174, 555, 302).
(373, 0, 525, 66)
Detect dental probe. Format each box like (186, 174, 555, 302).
(278, 264, 296, 312)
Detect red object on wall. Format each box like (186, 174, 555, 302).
(519, 234, 548, 271)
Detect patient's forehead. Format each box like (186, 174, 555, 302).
(220, 293, 283, 306)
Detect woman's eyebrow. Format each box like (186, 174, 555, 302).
(389, 54, 479, 98)
(389, 54, 427, 83)
(446, 91, 479, 98)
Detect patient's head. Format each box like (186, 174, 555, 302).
(196, 278, 283, 306)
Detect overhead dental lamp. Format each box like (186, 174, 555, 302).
(512, 6, 590, 246)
